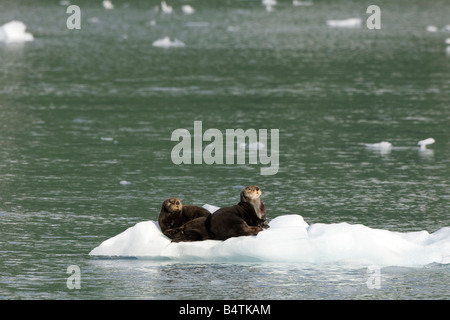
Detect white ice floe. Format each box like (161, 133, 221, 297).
(100, 137, 114, 141)
(327, 18, 362, 28)
(161, 1, 173, 14)
(181, 5, 195, 15)
(119, 180, 131, 186)
(262, 0, 276, 11)
(262, 0, 277, 5)
(102, 0, 114, 10)
(417, 138, 435, 150)
(293, 0, 313, 6)
(364, 141, 392, 153)
(152, 37, 185, 48)
(0, 20, 34, 43)
(89, 211, 450, 266)
(426, 25, 438, 33)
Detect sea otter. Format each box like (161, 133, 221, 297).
(206, 185, 269, 240)
(158, 198, 211, 234)
(163, 216, 210, 242)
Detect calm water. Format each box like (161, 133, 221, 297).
(1, 0, 449, 299)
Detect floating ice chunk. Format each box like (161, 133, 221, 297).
(0, 20, 34, 43)
(202, 204, 220, 213)
(152, 37, 185, 48)
(100, 137, 114, 141)
(293, 0, 313, 6)
(120, 180, 131, 186)
(426, 25, 438, 32)
(446, 46, 450, 56)
(161, 1, 173, 14)
(89, 213, 450, 266)
(262, 0, 277, 5)
(102, 0, 114, 10)
(418, 138, 435, 150)
(364, 141, 392, 152)
(445, 38, 450, 45)
(181, 5, 195, 15)
(227, 26, 240, 32)
(327, 18, 362, 28)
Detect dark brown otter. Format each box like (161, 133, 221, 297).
(206, 185, 269, 241)
(163, 216, 210, 242)
(158, 198, 211, 234)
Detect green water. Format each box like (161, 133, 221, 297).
(1, 0, 449, 299)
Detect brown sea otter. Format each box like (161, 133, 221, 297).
(158, 198, 210, 235)
(206, 185, 268, 240)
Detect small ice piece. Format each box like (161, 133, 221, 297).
(202, 204, 220, 214)
(152, 37, 185, 48)
(262, 0, 277, 5)
(293, 0, 313, 6)
(181, 5, 195, 15)
(265, 5, 274, 12)
(445, 38, 450, 45)
(227, 26, 240, 32)
(102, 0, 114, 10)
(446, 46, 450, 56)
(365, 141, 392, 150)
(417, 138, 435, 150)
(120, 180, 131, 186)
(0, 20, 34, 43)
(426, 25, 438, 32)
(161, 1, 173, 14)
(101, 137, 114, 141)
(327, 18, 362, 28)
(365, 141, 392, 155)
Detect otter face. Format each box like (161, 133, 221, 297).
(163, 198, 182, 213)
(241, 185, 261, 200)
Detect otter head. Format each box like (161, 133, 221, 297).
(240, 185, 262, 202)
(162, 198, 182, 213)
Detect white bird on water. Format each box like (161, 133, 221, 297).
(418, 138, 435, 150)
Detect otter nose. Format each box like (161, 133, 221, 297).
(176, 201, 180, 205)
(256, 187, 260, 191)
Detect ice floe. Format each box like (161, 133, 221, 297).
(152, 37, 185, 48)
(0, 20, 34, 43)
(327, 18, 362, 28)
(90, 209, 450, 266)
(417, 138, 435, 150)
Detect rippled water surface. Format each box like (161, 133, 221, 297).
(1, 0, 449, 299)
